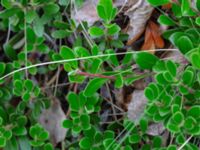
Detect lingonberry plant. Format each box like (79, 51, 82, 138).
(0, 0, 199, 149)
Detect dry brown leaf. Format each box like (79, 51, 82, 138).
(127, 90, 147, 123)
(149, 21, 165, 48)
(39, 97, 67, 146)
(141, 25, 155, 51)
(125, 0, 154, 45)
(141, 21, 164, 52)
(114, 87, 133, 111)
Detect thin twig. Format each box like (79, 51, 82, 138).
(0, 49, 178, 81)
(178, 135, 193, 150)
(24, 8, 28, 78)
(77, 71, 115, 79)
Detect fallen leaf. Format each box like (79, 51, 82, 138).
(149, 21, 165, 48)
(38, 96, 67, 146)
(127, 90, 147, 123)
(72, 0, 99, 26)
(125, 0, 154, 45)
(114, 87, 133, 111)
(141, 25, 155, 51)
(141, 21, 165, 52)
(146, 123, 165, 136)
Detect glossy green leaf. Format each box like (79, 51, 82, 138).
(52, 30, 71, 39)
(60, 46, 78, 69)
(135, 52, 159, 69)
(62, 119, 73, 128)
(3, 44, 17, 60)
(181, 0, 190, 16)
(44, 143, 53, 150)
(43, 3, 59, 15)
(79, 137, 91, 149)
(89, 26, 104, 38)
(114, 74, 123, 88)
(26, 10, 37, 24)
(129, 134, 141, 144)
(0, 137, 6, 147)
(177, 36, 194, 54)
(147, 0, 170, 6)
(1, 0, 12, 9)
(182, 70, 194, 85)
(158, 15, 176, 26)
(0, 63, 6, 77)
(67, 92, 79, 111)
(172, 111, 184, 124)
(107, 23, 120, 35)
(84, 78, 108, 97)
(166, 60, 177, 77)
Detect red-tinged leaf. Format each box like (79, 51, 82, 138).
(149, 21, 165, 48)
(141, 26, 155, 53)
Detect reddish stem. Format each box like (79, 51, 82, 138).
(77, 71, 115, 79)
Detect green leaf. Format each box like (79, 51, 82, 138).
(158, 15, 176, 26)
(166, 60, 177, 77)
(187, 106, 200, 119)
(4, 137, 18, 150)
(122, 51, 132, 64)
(139, 119, 148, 133)
(110, 40, 124, 48)
(44, 143, 53, 150)
(195, 17, 200, 26)
(144, 87, 155, 102)
(197, 0, 200, 11)
(59, 0, 70, 6)
(24, 80, 33, 92)
(0, 63, 6, 77)
(0, 8, 20, 19)
(33, 18, 44, 37)
(22, 92, 30, 102)
(62, 119, 73, 128)
(135, 52, 159, 69)
(89, 26, 104, 38)
(97, 5, 107, 21)
(177, 36, 193, 54)
(97, 0, 116, 23)
(181, 0, 190, 16)
(107, 23, 120, 35)
(43, 3, 59, 15)
(0, 137, 6, 147)
(60, 46, 78, 69)
(79, 137, 91, 149)
(3, 44, 17, 60)
(172, 111, 184, 124)
(67, 92, 79, 111)
(129, 134, 141, 144)
(52, 30, 71, 39)
(182, 70, 194, 85)
(26, 10, 37, 24)
(38, 131, 49, 141)
(191, 53, 200, 68)
(167, 123, 180, 133)
(90, 58, 102, 74)
(106, 49, 119, 66)
(1, 0, 12, 9)
(155, 73, 168, 84)
(147, 0, 170, 6)
(114, 74, 123, 88)
(80, 114, 90, 130)
(84, 78, 108, 97)
(167, 145, 177, 150)
(153, 136, 162, 148)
